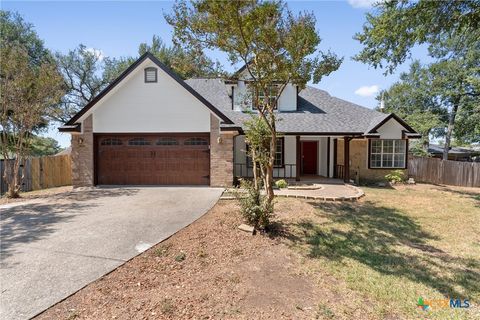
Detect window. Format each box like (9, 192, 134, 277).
(369, 139, 406, 168)
(101, 138, 122, 146)
(246, 138, 284, 167)
(249, 84, 278, 110)
(184, 137, 208, 146)
(144, 67, 157, 83)
(128, 138, 151, 146)
(156, 137, 178, 145)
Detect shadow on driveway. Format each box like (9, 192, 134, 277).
(0, 188, 139, 265)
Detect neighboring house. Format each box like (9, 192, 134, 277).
(60, 53, 420, 187)
(426, 144, 480, 162)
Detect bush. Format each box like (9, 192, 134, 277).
(275, 179, 288, 188)
(385, 170, 406, 183)
(234, 179, 274, 230)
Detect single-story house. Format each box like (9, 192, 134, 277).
(426, 144, 480, 162)
(60, 52, 420, 187)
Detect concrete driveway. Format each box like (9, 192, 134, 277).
(0, 187, 223, 320)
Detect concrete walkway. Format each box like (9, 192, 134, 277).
(274, 183, 364, 201)
(0, 187, 223, 320)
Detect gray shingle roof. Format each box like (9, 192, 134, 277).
(186, 78, 386, 134)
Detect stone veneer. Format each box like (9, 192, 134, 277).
(71, 115, 94, 187)
(210, 114, 236, 187)
(336, 138, 407, 183)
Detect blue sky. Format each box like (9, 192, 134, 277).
(3, 0, 429, 148)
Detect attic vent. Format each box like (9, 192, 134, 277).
(144, 67, 157, 83)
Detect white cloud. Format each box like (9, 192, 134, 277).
(347, 0, 378, 9)
(354, 85, 379, 97)
(85, 47, 105, 61)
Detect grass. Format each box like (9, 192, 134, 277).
(283, 184, 480, 319)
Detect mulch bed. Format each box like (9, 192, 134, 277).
(36, 199, 374, 320)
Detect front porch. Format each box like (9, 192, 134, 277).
(233, 135, 352, 183)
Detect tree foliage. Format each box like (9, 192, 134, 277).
(52, 45, 113, 123)
(29, 136, 63, 156)
(357, 1, 480, 159)
(166, 0, 341, 214)
(1, 11, 64, 197)
(354, 0, 480, 73)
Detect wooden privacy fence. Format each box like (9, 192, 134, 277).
(0, 154, 72, 195)
(408, 156, 480, 188)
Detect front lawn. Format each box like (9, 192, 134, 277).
(37, 184, 479, 319)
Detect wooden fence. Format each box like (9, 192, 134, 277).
(0, 155, 72, 195)
(408, 156, 480, 188)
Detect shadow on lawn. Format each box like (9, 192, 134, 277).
(281, 200, 479, 300)
(433, 185, 480, 207)
(0, 188, 139, 267)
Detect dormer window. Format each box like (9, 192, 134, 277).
(144, 67, 157, 83)
(250, 84, 277, 110)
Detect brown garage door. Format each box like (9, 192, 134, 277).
(96, 134, 210, 185)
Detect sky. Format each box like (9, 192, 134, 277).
(3, 0, 430, 148)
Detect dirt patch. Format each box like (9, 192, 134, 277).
(0, 186, 73, 205)
(36, 199, 376, 320)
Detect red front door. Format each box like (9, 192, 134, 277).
(301, 141, 318, 174)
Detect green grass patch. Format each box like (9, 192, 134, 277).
(287, 185, 480, 319)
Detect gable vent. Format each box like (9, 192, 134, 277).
(144, 67, 157, 83)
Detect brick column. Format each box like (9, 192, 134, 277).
(71, 115, 94, 187)
(210, 114, 235, 187)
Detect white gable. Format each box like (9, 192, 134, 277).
(376, 118, 406, 139)
(82, 58, 212, 133)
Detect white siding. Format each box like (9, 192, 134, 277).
(277, 84, 297, 111)
(376, 118, 405, 139)
(84, 59, 212, 133)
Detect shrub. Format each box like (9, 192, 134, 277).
(275, 179, 288, 188)
(385, 170, 406, 183)
(234, 179, 274, 230)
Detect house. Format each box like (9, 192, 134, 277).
(426, 144, 480, 162)
(60, 52, 420, 187)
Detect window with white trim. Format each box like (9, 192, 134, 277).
(369, 139, 406, 168)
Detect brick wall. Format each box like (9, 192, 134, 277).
(337, 138, 406, 183)
(70, 115, 94, 187)
(210, 115, 235, 187)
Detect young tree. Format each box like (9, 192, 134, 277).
(166, 0, 341, 207)
(1, 12, 63, 197)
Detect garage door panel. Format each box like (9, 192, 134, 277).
(96, 134, 210, 185)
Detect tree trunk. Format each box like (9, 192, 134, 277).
(264, 133, 276, 202)
(443, 104, 459, 160)
(252, 149, 259, 190)
(5, 158, 21, 198)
